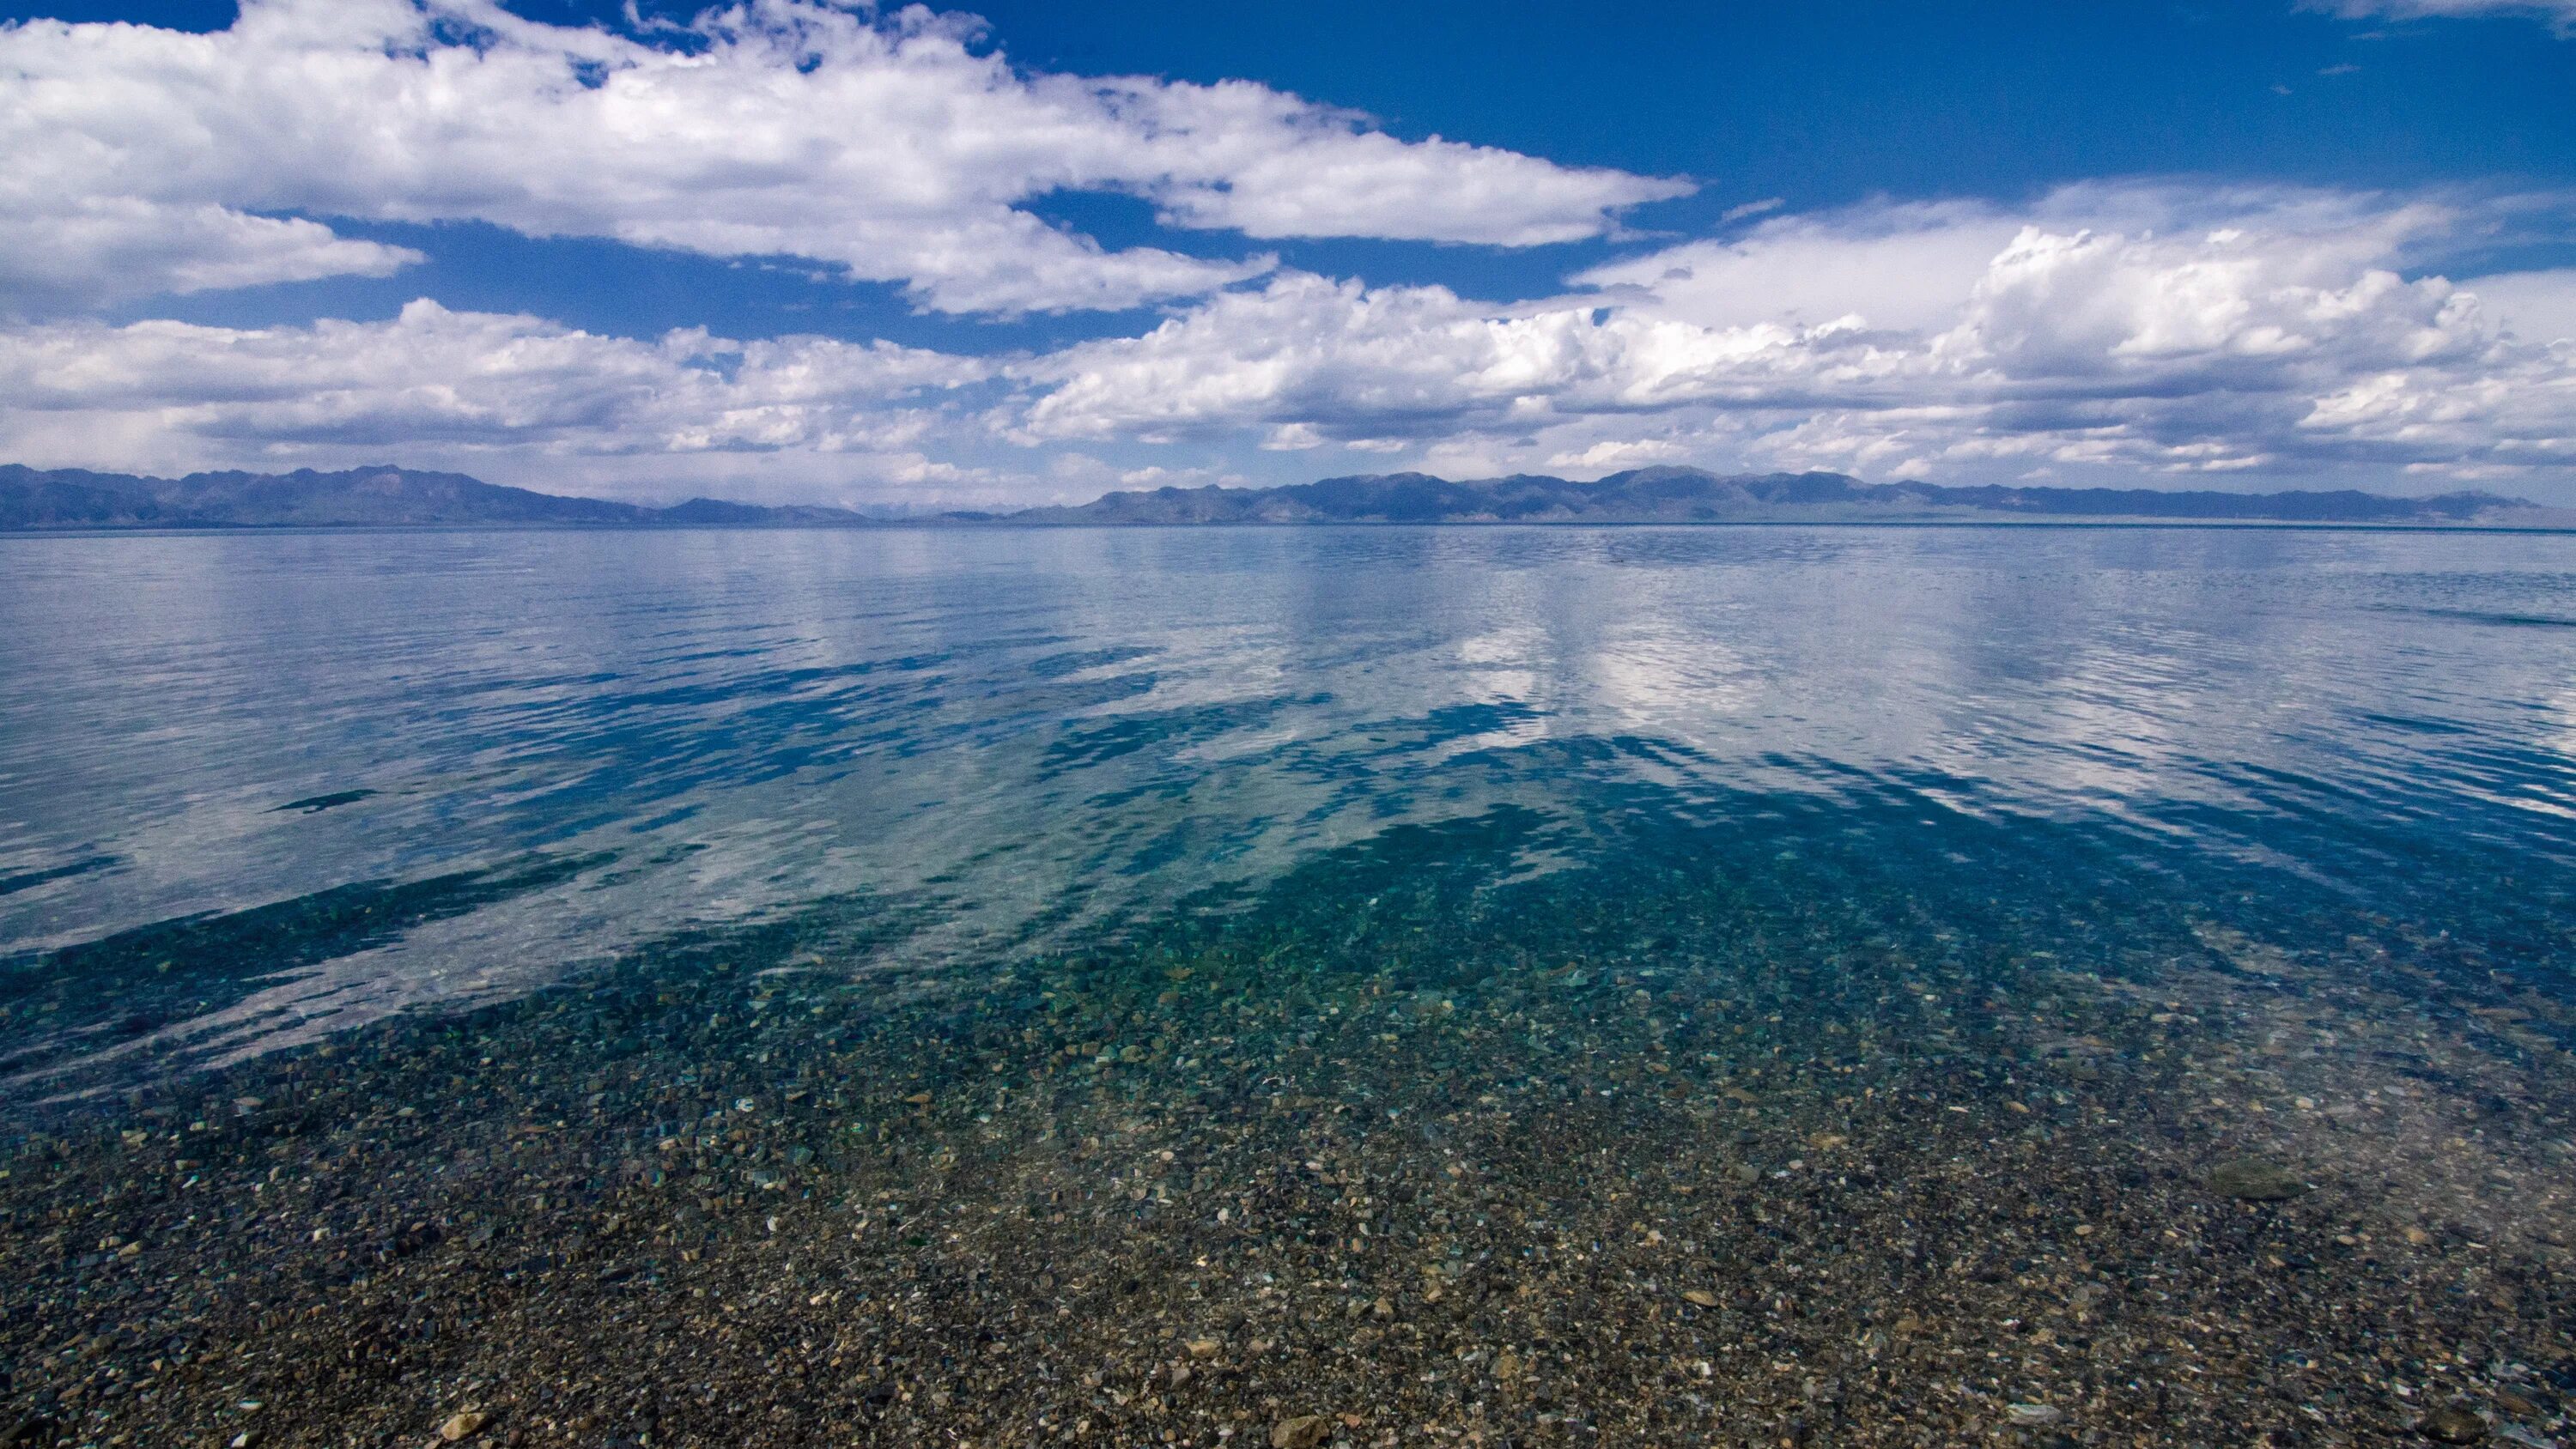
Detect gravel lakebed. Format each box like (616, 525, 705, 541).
(5, 822, 2573, 1449)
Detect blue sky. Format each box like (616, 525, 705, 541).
(3, 0, 2573, 505)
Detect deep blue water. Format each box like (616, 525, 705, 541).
(4, 524, 2575, 1094)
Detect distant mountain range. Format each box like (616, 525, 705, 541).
(0, 464, 877, 530)
(1011, 468, 2554, 526)
(0, 462, 2560, 531)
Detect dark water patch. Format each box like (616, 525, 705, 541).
(2389, 604, 2576, 629)
(1358, 700, 1546, 756)
(0, 852, 608, 1085)
(273, 788, 377, 814)
(1038, 694, 1327, 773)
(0, 853, 118, 898)
(2354, 710, 2476, 737)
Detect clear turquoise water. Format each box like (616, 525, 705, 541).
(4, 524, 2575, 1094)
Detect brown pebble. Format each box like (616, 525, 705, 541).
(438, 1410, 489, 1442)
(2417, 1405, 2487, 1444)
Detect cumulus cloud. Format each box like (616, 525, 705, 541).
(0, 200, 422, 309)
(1014, 185, 2576, 488)
(4, 127, 2572, 496)
(0, 0, 1686, 315)
(0, 299, 993, 482)
(1577, 183, 2476, 334)
(1577, 199, 2025, 333)
(1014, 272, 1910, 446)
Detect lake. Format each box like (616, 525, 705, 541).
(4, 524, 2573, 1446)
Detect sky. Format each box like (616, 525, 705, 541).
(2, 0, 2573, 507)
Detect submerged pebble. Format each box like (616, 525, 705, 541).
(2206, 1156, 2309, 1202)
(2418, 1405, 2488, 1443)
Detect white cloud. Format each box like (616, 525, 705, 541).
(0, 299, 994, 488)
(0, 0, 1686, 315)
(1546, 438, 1692, 470)
(1013, 185, 2576, 488)
(1576, 183, 2470, 335)
(1578, 199, 2023, 333)
(1939, 215, 2482, 384)
(0, 199, 422, 308)
(1014, 270, 1912, 446)
(2463, 269, 2576, 343)
(2305, 0, 2576, 34)
(3, 179, 2571, 501)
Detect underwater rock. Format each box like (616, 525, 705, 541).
(2415, 1405, 2487, 1443)
(1272, 1414, 1333, 1449)
(2206, 1157, 2308, 1202)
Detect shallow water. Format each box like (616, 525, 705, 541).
(5, 525, 2576, 1446)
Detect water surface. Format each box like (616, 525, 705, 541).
(8, 525, 2576, 1446)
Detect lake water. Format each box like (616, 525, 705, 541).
(8, 525, 2575, 1085)
(4, 524, 2575, 1445)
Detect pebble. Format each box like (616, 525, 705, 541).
(2205, 1157, 2307, 1202)
(2416, 1405, 2487, 1443)
(438, 1410, 489, 1442)
(1272, 1414, 1332, 1449)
